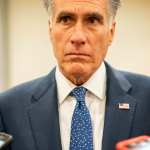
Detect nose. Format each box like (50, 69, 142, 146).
(70, 23, 87, 46)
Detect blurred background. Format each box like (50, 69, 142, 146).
(0, 0, 150, 91)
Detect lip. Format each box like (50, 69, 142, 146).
(65, 52, 90, 57)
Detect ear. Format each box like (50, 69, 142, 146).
(108, 21, 116, 46)
(48, 19, 52, 35)
(48, 19, 53, 41)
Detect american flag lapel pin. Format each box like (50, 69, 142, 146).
(118, 103, 130, 110)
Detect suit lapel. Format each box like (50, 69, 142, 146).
(27, 70, 62, 150)
(102, 63, 137, 150)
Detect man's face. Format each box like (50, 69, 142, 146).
(50, 0, 115, 85)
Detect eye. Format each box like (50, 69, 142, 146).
(88, 17, 98, 23)
(59, 16, 73, 25)
(85, 14, 104, 26)
(87, 16, 102, 25)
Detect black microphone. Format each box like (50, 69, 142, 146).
(0, 132, 13, 150)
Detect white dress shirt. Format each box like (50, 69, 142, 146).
(55, 62, 107, 150)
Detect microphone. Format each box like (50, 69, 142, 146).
(0, 132, 13, 150)
(116, 135, 150, 150)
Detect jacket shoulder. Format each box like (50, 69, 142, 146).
(120, 70, 150, 87)
(105, 62, 150, 92)
(116, 70, 150, 100)
(0, 69, 56, 105)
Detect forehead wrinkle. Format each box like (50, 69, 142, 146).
(67, 0, 107, 10)
(57, 3, 107, 15)
(54, 0, 108, 11)
(53, 0, 109, 21)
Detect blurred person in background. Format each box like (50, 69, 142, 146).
(0, 0, 150, 150)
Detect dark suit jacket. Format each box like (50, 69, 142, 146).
(0, 63, 150, 150)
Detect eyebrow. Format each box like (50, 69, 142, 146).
(85, 12, 104, 23)
(56, 11, 76, 21)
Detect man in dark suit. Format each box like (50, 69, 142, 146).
(0, 0, 150, 150)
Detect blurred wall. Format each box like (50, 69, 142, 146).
(6, 0, 56, 89)
(107, 0, 150, 74)
(1, 0, 150, 90)
(0, 0, 8, 90)
(0, 0, 4, 90)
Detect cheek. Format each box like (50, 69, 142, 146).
(93, 29, 110, 49)
(90, 31, 109, 61)
(51, 29, 66, 60)
(52, 29, 63, 46)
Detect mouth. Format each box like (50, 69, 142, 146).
(65, 53, 90, 61)
(65, 52, 90, 57)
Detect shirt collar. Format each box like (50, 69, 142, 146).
(55, 66, 76, 105)
(55, 62, 107, 105)
(83, 62, 106, 100)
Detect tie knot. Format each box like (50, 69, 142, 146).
(70, 86, 87, 102)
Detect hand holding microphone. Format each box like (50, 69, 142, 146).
(116, 135, 150, 150)
(0, 133, 12, 150)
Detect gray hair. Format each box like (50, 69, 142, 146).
(42, 0, 121, 18)
(109, 0, 121, 17)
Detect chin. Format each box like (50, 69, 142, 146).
(68, 63, 86, 74)
(62, 63, 92, 85)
